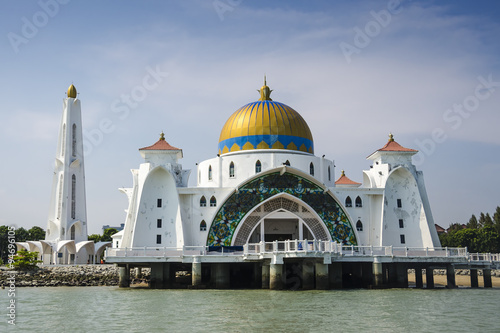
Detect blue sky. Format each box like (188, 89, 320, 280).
(1, 0, 499, 235)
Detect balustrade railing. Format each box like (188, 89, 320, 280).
(105, 240, 470, 259)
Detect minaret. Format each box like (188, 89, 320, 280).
(45, 84, 88, 244)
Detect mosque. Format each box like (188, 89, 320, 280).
(112, 78, 441, 253)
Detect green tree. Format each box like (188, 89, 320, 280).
(478, 212, 494, 228)
(493, 206, 500, 234)
(467, 214, 479, 229)
(0, 225, 9, 263)
(88, 234, 102, 242)
(477, 226, 500, 253)
(12, 249, 42, 271)
(27, 226, 46, 241)
(451, 228, 480, 252)
(101, 228, 118, 242)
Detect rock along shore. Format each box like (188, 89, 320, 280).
(0, 265, 150, 287)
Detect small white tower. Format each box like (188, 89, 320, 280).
(45, 85, 88, 262)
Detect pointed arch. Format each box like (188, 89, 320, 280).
(71, 174, 76, 219)
(255, 160, 262, 173)
(309, 162, 314, 176)
(200, 196, 207, 207)
(207, 171, 356, 246)
(345, 196, 352, 207)
(328, 166, 331, 181)
(284, 160, 290, 166)
(355, 196, 362, 208)
(208, 165, 212, 181)
(72, 123, 77, 157)
(229, 162, 235, 178)
(210, 196, 217, 207)
(356, 220, 363, 231)
(200, 220, 207, 231)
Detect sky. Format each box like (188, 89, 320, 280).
(1, 0, 499, 235)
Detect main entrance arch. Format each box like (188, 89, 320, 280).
(206, 171, 357, 246)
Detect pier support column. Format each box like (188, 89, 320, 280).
(135, 267, 142, 279)
(150, 263, 171, 289)
(329, 262, 342, 289)
(262, 263, 270, 289)
(215, 263, 230, 289)
(396, 264, 408, 288)
(270, 264, 283, 290)
(373, 258, 384, 288)
(302, 260, 315, 290)
(470, 269, 478, 288)
(118, 264, 130, 288)
(483, 269, 492, 288)
(446, 264, 456, 289)
(426, 268, 434, 289)
(415, 268, 423, 288)
(315, 262, 329, 290)
(192, 257, 202, 287)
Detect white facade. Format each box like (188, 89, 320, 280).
(117, 83, 440, 250)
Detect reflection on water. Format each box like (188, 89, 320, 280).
(2, 287, 499, 332)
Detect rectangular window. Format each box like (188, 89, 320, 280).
(400, 234, 405, 244)
(399, 219, 404, 228)
(157, 199, 162, 208)
(156, 234, 161, 244)
(397, 199, 402, 208)
(157, 219, 162, 228)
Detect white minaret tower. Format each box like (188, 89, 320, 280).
(45, 84, 88, 247)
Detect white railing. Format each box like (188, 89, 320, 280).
(469, 253, 500, 262)
(105, 241, 469, 259)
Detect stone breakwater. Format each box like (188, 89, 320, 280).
(0, 265, 150, 287)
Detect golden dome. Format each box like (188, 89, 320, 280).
(218, 81, 314, 155)
(67, 84, 77, 98)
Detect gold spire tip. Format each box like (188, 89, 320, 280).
(67, 84, 77, 98)
(160, 131, 165, 140)
(389, 133, 394, 142)
(341, 170, 345, 177)
(258, 76, 273, 101)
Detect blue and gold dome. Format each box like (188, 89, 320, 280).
(218, 79, 314, 155)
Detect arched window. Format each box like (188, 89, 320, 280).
(285, 160, 290, 166)
(345, 196, 352, 207)
(71, 174, 76, 219)
(229, 162, 235, 178)
(310, 162, 314, 176)
(355, 196, 362, 208)
(72, 124, 77, 157)
(57, 175, 63, 220)
(200, 196, 206, 207)
(200, 220, 207, 231)
(210, 196, 216, 207)
(208, 165, 212, 181)
(255, 160, 262, 173)
(356, 220, 363, 231)
(70, 225, 75, 240)
(61, 124, 66, 156)
(328, 166, 331, 181)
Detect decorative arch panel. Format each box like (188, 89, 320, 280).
(207, 172, 357, 246)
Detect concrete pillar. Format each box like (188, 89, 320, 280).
(262, 263, 270, 289)
(192, 257, 202, 287)
(135, 267, 142, 279)
(150, 263, 171, 289)
(483, 269, 492, 288)
(118, 265, 130, 288)
(415, 268, 423, 288)
(426, 268, 434, 289)
(470, 269, 478, 288)
(215, 263, 230, 289)
(373, 258, 384, 288)
(446, 264, 456, 289)
(315, 262, 329, 290)
(396, 264, 408, 288)
(329, 262, 342, 289)
(302, 260, 315, 290)
(270, 263, 283, 290)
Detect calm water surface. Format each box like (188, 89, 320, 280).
(1, 287, 499, 332)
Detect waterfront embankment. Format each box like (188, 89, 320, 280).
(0, 265, 499, 287)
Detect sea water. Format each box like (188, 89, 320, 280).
(1, 287, 499, 332)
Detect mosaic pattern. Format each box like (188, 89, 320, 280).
(207, 172, 357, 246)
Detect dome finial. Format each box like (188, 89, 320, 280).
(389, 133, 394, 142)
(341, 170, 345, 177)
(257, 76, 273, 101)
(160, 131, 165, 141)
(67, 84, 77, 98)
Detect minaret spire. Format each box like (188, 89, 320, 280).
(258, 75, 273, 101)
